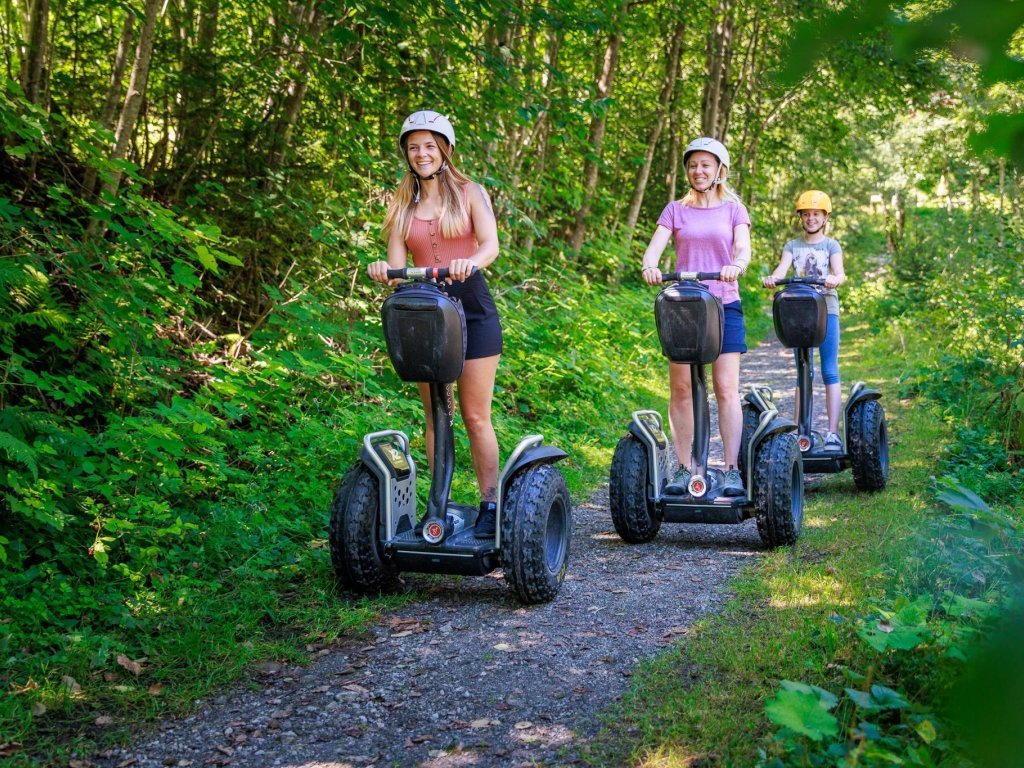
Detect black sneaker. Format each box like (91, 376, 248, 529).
(664, 466, 692, 495)
(823, 432, 842, 452)
(474, 502, 497, 539)
(722, 466, 744, 497)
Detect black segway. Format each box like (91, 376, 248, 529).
(751, 276, 888, 491)
(328, 267, 571, 604)
(610, 271, 804, 548)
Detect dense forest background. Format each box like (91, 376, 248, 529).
(2, 0, 1022, 762)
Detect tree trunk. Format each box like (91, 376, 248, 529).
(701, 0, 734, 139)
(521, 23, 562, 257)
(19, 0, 50, 106)
(102, 0, 161, 198)
(624, 18, 684, 234)
(264, 2, 326, 178)
(84, 10, 135, 199)
(569, 3, 627, 253)
(173, 0, 219, 184)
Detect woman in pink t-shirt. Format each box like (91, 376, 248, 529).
(639, 137, 752, 496)
(367, 110, 503, 538)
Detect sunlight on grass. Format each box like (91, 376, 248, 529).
(636, 746, 708, 767)
(767, 570, 852, 609)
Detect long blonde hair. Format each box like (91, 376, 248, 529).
(680, 164, 743, 206)
(382, 140, 473, 242)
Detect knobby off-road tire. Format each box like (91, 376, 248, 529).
(848, 399, 889, 492)
(737, 403, 760, 479)
(609, 434, 661, 543)
(753, 433, 803, 548)
(328, 464, 400, 592)
(500, 464, 571, 604)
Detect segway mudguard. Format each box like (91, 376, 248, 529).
(358, 430, 417, 540)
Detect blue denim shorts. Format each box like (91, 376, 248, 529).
(722, 301, 747, 354)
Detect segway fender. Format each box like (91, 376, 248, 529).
(627, 410, 671, 502)
(358, 430, 418, 542)
(845, 381, 882, 415)
(743, 410, 798, 496)
(496, 435, 567, 549)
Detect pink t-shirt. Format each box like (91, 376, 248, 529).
(656, 200, 752, 304)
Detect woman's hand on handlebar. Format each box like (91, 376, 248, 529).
(367, 260, 401, 286)
(719, 264, 742, 282)
(762, 274, 780, 289)
(641, 266, 662, 285)
(447, 258, 477, 284)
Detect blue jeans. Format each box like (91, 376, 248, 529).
(794, 314, 840, 385)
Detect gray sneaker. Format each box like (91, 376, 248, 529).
(823, 432, 842, 452)
(722, 466, 744, 497)
(665, 466, 692, 495)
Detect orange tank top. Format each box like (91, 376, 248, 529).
(406, 205, 478, 269)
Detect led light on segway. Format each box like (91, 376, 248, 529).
(423, 521, 444, 543)
(798, 435, 811, 452)
(689, 476, 707, 498)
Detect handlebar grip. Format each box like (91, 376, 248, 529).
(384, 266, 479, 281)
(773, 276, 826, 287)
(662, 271, 723, 282)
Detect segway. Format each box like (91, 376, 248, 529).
(752, 276, 888, 491)
(328, 267, 571, 604)
(609, 271, 804, 548)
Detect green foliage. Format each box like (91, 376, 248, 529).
(759, 477, 1023, 767)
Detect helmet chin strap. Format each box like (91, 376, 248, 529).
(409, 162, 449, 204)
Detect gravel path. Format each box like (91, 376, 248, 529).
(92, 336, 810, 768)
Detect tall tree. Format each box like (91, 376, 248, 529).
(569, 0, 628, 253)
(19, 0, 49, 106)
(624, 17, 685, 233)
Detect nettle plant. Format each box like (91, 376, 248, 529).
(759, 478, 1024, 767)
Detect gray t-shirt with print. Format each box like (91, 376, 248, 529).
(783, 237, 842, 315)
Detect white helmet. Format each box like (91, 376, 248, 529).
(683, 137, 730, 169)
(399, 110, 456, 149)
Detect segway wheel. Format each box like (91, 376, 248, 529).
(753, 433, 803, 548)
(737, 403, 759, 478)
(609, 434, 662, 543)
(328, 464, 400, 592)
(848, 399, 889, 491)
(500, 464, 572, 604)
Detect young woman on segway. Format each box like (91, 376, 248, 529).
(367, 110, 503, 539)
(763, 190, 847, 450)
(639, 137, 751, 496)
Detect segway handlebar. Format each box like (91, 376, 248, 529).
(385, 266, 479, 281)
(662, 270, 723, 283)
(769, 276, 826, 287)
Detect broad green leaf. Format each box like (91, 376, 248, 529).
(766, 688, 840, 741)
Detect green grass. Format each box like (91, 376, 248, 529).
(583, 319, 956, 767)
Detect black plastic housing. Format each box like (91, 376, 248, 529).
(773, 284, 827, 349)
(654, 281, 723, 364)
(382, 283, 466, 383)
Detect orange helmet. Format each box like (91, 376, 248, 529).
(795, 190, 832, 214)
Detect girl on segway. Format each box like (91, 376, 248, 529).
(762, 190, 847, 451)
(639, 137, 752, 496)
(367, 110, 503, 538)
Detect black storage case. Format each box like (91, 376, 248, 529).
(654, 282, 724, 365)
(382, 283, 467, 383)
(773, 284, 827, 349)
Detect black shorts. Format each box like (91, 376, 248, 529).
(443, 270, 503, 359)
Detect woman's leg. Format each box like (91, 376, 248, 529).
(819, 315, 841, 434)
(668, 362, 695, 471)
(712, 352, 742, 469)
(456, 355, 501, 502)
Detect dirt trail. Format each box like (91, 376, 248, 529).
(93, 336, 811, 768)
